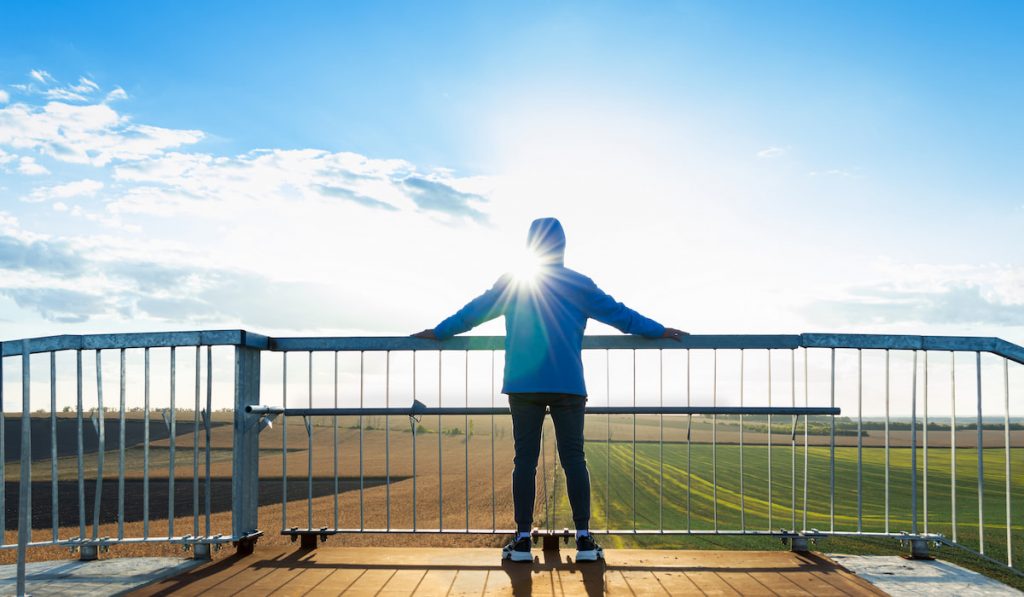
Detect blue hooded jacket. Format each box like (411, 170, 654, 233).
(433, 218, 665, 396)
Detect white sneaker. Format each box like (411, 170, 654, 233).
(502, 536, 533, 562)
(575, 535, 604, 562)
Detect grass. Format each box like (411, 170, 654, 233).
(541, 438, 1024, 589)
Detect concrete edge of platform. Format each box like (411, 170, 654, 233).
(828, 554, 1024, 596)
(0, 557, 202, 597)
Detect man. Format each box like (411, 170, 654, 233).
(413, 217, 686, 563)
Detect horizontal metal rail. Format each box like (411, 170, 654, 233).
(246, 405, 841, 417)
(5, 331, 1023, 363)
(278, 527, 947, 539)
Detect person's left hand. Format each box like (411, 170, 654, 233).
(411, 329, 437, 340)
(662, 327, 689, 341)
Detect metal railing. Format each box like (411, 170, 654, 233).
(1, 330, 1022, 594)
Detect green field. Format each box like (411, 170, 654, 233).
(542, 441, 1024, 588)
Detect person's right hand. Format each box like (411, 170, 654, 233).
(662, 328, 689, 341)
(411, 329, 438, 340)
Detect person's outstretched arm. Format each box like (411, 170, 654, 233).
(582, 278, 688, 340)
(412, 275, 512, 340)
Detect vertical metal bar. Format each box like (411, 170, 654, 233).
(767, 349, 772, 532)
(976, 351, 985, 554)
(386, 351, 391, 531)
(911, 350, 918, 536)
(437, 351, 441, 531)
(829, 348, 836, 534)
(713, 349, 718, 532)
(77, 350, 84, 539)
(659, 349, 664, 533)
(412, 351, 417, 531)
(802, 348, 809, 531)
(686, 349, 691, 532)
(169, 348, 176, 538)
(281, 351, 287, 532)
(308, 351, 313, 532)
(606, 349, 611, 534)
(924, 351, 929, 535)
(884, 349, 890, 534)
(490, 350, 496, 532)
(51, 351, 58, 542)
(1003, 358, 1011, 567)
(119, 348, 127, 540)
(205, 346, 212, 538)
(739, 349, 745, 532)
(93, 350, 105, 539)
(360, 351, 365, 531)
(542, 421, 549, 530)
(16, 342, 31, 597)
(632, 349, 637, 532)
(333, 351, 339, 530)
(465, 350, 469, 531)
(951, 351, 957, 543)
(193, 346, 200, 537)
(144, 348, 150, 539)
(791, 348, 796, 531)
(0, 352, 5, 547)
(857, 349, 863, 533)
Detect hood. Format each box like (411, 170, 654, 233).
(527, 217, 566, 266)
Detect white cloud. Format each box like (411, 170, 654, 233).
(70, 77, 99, 94)
(0, 148, 15, 164)
(105, 87, 128, 102)
(44, 88, 88, 102)
(807, 261, 1024, 327)
(0, 71, 494, 332)
(756, 146, 786, 159)
(0, 100, 204, 166)
(108, 148, 489, 223)
(17, 156, 49, 175)
(29, 69, 55, 84)
(26, 178, 104, 202)
(0, 90, 9, 104)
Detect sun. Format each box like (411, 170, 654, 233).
(512, 250, 542, 286)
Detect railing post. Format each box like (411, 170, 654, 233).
(232, 345, 261, 555)
(16, 341, 32, 596)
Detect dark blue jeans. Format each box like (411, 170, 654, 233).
(509, 393, 590, 533)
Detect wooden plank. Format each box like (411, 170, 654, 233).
(447, 569, 490, 596)
(412, 569, 458, 596)
(201, 563, 280, 596)
(602, 570, 634, 595)
(620, 569, 671, 595)
(748, 571, 815, 596)
(267, 565, 342, 597)
(553, 565, 606, 596)
(381, 569, 428, 593)
(314, 568, 370, 596)
(343, 569, 398, 596)
(242, 559, 310, 595)
(480, 569, 513, 596)
(716, 571, 778, 595)
(685, 571, 742, 596)
(652, 570, 706, 595)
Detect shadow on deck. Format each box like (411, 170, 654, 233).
(129, 547, 885, 596)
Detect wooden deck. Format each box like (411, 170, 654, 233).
(130, 547, 888, 596)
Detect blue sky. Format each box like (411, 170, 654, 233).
(1, 1, 1023, 348)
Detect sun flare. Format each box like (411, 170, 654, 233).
(512, 250, 542, 285)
